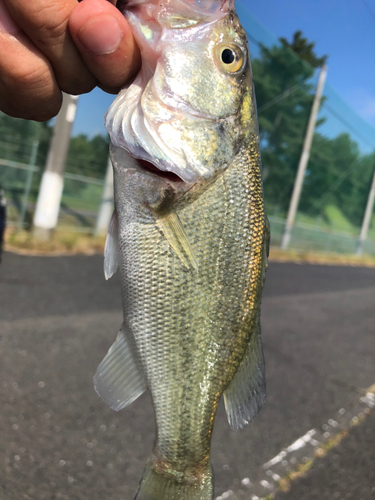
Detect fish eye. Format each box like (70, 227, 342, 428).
(221, 48, 235, 64)
(217, 45, 244, 73)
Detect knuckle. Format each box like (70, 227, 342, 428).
(57, 73, 97, 96)
(27, 98, 62, 121)
(2, 104, 59, 122)
(11, 1, 97, 95)
(23, 0, 72, 38)
(8, 62, 52, 95)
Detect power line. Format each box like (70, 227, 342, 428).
(258, 81, 310, 114)
(322, 103, 375, 149)
(246, 31, 261, 48)
(305, 157, 366, 216)
(246, 26, 375, 149)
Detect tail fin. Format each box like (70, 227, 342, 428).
(135, 459, 213, 500)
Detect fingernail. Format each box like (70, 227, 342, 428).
(0, 0, 19, 34)
(77, 14, 123, 55)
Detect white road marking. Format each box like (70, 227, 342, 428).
(361, 393, 375, 408)
(286, 429, 316, 453)
(328, 419, 338, 427)
(262, 429, 316, 470)
(216, 385, 375, 500)
(260, 480, 272, 489)
(262, 450, 286, 468)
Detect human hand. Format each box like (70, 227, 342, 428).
(0, 0, 140, 121)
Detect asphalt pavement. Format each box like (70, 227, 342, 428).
(0, 251, 374, 499)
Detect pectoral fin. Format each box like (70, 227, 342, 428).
(223, 316, 265, 430)
(152, 209, 198, 271)
(94, 324, 147, 411)
(104, 210, 119, 280)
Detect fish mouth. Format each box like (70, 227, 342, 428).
(136, 159, 184, 183)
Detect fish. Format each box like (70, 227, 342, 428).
(94, 0, 270, 498)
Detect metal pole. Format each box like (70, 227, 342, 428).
(33, 93, 79, 240)
(95, 155, 114, 237)
(281, 64, 328, 250)
(356, 165, 375, 255)
(18, 140, 39, 230)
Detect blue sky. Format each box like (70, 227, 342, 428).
(72, 0, 375, 146)
(246, 0, 375, 125)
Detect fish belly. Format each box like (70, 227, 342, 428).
(116, 147, 266, 496)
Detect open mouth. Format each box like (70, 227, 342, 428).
(136, 159, 183, 182)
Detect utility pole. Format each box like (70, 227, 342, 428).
(33, 93, 78, 240)
(95, 155, 114, 237)
(356, 165, 375, 255)
(19, 140, 39, 230)
(281, 64, 328, 250)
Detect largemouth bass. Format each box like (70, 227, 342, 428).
(95, 0, 270, 498)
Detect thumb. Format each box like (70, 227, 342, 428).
(69, 0, 140, 94)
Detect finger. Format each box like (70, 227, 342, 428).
(3, 0, 97, 95)
(0, 0, 62, 120)
(69, 0, 141, 94)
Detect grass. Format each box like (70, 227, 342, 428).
(261, 386, 375, 499)
(324, 205, 355, 233)
(61, 182, 103, 212)
(261, 430, 351, 499)
(270, 247, 375, 268)
(277, 458, 315, 493)
(4, 225, 375, 270)
(5, 228, 105, 255)
(279, 205, 357, 235)
(275, 431, 349, 496)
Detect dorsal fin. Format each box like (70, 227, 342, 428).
(104, 210, 119, 280)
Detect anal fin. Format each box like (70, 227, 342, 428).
(223, 316, 266, 430)
(94, 324, 147, 411)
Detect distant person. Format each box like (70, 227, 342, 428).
(0, 185, 6, 263)
(0, 0, 140, 121)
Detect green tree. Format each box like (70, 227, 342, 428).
(66, 133, 109, 178)
(340, 151, 375, 227)
(0, 113, 52, 205)
(279, 30, 327, 68)
(302, 134, 375, 228)
(252, 31, 328, 214)
(0, 112, 52, 165)
(301, 133, 360, 217)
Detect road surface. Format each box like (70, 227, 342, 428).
(0, 252, 374, 499)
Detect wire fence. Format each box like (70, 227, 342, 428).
(0, 4, 375, 256)
(0, 136, 106, 233)
(237, 1, 375, 254)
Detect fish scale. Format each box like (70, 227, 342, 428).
(112, 146, 264, 466)
(95, 1, 269, 497)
